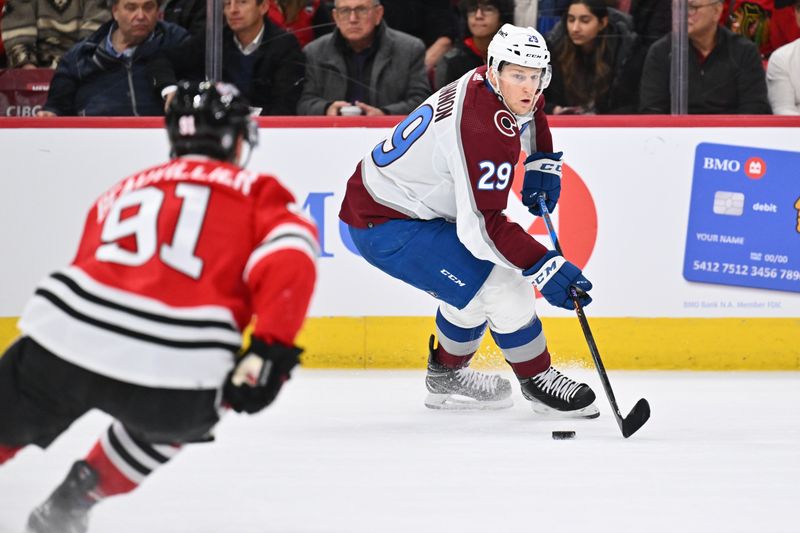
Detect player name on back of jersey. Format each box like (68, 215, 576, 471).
(435, 81, 458, 123)
(96, 159, 260, 222)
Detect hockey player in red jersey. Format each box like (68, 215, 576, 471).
(0, 81, 318, 533)
(340, 24, 599, 417)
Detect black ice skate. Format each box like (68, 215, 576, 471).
(424, 335, 513, 410)
(27, 460, 98, 533)
(519, 366, 600, 419)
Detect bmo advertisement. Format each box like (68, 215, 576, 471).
(0, 118, 798, 369)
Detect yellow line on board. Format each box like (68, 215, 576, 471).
(1, 316, 798, 370)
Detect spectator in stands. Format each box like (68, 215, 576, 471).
(766, 0, 800, 113)
(722, 0, 800, 58)
(630, 0, 670, 48)
(434, 0, 512, 90)
(267, 0, 333, 48)
(161, 0, 206, 36)
(1, 0, 110, 68)
(380, 0, 457, 70)
(538, 0, 570, 34)
(544, 0, 641, 113)
(297, 0, 430, 116)
(514, 0, 538, 27)
(37, 0, 188, 116)
(639, 0, 771, 113)
(149, 0, 304, 115)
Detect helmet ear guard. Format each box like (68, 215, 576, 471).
(539, 63, 552, 94)
(166, 80, 258, 163)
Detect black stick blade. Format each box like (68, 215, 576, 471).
(621, 398, 651, 438)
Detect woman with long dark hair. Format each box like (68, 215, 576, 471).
(544, 0, 641, 114)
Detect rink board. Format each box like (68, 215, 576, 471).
(0, 116, 799, 369)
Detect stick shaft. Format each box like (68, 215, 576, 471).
(537, 196, 626, 432)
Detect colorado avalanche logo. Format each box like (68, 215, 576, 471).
(494, 110, 517, 138)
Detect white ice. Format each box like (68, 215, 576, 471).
(1, 370, 798, 533)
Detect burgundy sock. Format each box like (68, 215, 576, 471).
(434, 344, 475, 369)
(508, 349, 551, 379)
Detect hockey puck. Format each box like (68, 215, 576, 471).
(552, 431, 576, 440)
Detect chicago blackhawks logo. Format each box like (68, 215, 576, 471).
(493, 110, 517, 138)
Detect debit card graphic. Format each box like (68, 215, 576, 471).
(684, 143, 800, 293)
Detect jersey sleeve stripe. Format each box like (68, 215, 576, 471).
(243, 236, 318, 283)
(264, 222, 319, 251)
(243, 222, 319, 282)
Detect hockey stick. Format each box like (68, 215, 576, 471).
(536, 195, 650, 438)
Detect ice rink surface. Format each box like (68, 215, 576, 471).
(1, 369, 798, 533)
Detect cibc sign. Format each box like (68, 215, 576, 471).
(0, 69, 53, 117)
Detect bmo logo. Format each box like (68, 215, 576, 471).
(703, 157, 741, 172)
(744, 157, 766, 179)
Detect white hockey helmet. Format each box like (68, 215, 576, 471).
(487, 23, 552, 96)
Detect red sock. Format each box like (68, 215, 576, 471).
(508, 349, 551, 379)
(0, 445, 22, 465)
(434, 344, 475, 369)
(84, 440, 138, 498)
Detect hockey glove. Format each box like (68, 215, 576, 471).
(524, 251, 593, 310)
(521, 151, 563, 216)
(223, 337, 302, 414)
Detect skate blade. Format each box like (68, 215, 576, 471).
(425, 393, 513, 411)
(529, 400, 600, 419)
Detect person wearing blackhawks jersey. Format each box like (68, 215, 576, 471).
(340, 24, 599, 417)
(0, 81, 318, 533)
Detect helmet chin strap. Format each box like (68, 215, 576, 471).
(239, 139, 255, 168)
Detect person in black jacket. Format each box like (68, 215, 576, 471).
(149, 0, 304, 115)
(544, 0, 642, 114)
(37, 0, 189, 116)
(161, 0, 206, 36)
(434, 0, 512, 90)
(380, 0, 457, 70)
(639, 0, 771, 114)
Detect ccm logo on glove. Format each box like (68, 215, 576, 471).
(530, 254, 566, 289)
(524, 251, 593, 310)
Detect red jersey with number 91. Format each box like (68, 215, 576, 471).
(18, 156, 318, 390)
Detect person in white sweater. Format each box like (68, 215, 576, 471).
(766, 0, 800, 115)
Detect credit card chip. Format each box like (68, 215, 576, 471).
(713, 191, 745, 216)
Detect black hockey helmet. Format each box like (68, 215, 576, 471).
(166, 80, 258, 162)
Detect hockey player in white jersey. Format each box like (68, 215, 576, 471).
(0, 81, 318, 533)
(340, 24, 599, 418)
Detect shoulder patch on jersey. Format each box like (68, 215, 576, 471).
(472, 72, 484, 81)
(493, 110, 517, 138)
